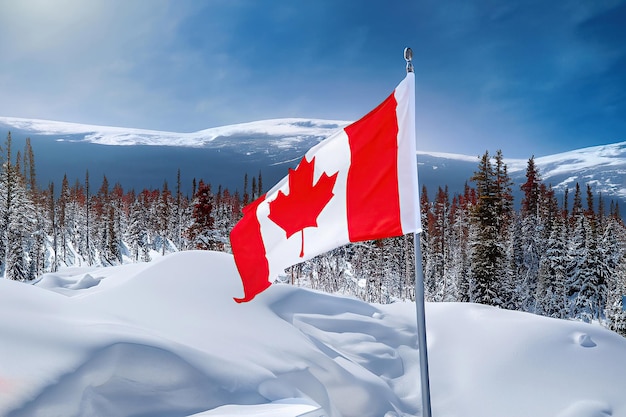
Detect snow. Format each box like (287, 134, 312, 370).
(504, 141, 626, 178)
(416, 150, 482, 163)
(2, 250, 626, 417)
(4, 114, 626, 203)
(0, 116, 350, 148)
(418, 142, 626, 180)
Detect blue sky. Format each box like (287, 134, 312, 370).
(0, 0, 625, 158)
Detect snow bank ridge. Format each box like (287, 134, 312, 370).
(0, 251, 625, 416)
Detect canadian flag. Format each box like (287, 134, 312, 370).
(230, 73, 421, 302)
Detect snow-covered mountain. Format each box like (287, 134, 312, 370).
(0, 116, 349, 194)
(418, 144, 626, 210)
(1, 116, 625, 210)
(518, 143, 626, 200)
(0, 116, 350, 148)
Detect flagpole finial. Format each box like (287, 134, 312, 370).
(404, 47, 414, 73)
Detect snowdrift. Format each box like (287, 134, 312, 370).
(1, 251, 625, 417)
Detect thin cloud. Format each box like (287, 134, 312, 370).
(0, 0, 624, 158)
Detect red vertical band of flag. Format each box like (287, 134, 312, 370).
(345, 92, 402, 242)
(231, 196, 270, 303)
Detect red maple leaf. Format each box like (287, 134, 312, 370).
(268, 156, 338, 258)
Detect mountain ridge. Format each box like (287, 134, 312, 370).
(1, 116, 624, 209)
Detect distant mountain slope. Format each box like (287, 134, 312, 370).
(530, 142, 626, 200)
(418, 142, 626, 206)
(0, 116, 349, 148)
(1, 116, 624, 212)
(0, 117, 349, 194)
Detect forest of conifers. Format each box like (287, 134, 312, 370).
(2, 132, 625, 336)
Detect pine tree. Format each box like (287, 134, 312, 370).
(24, 137, 37, 194)
(494, 149, 514, 231)
(469, 151, 504, 306)
(520, 156, 541, 217)
(425, 186, 450, 301)
(537, 216, 568, 318)
(606, 215, 626, 335)
(502, 213, 523, 310)
(95, 175, 112, 264)
(566, 215, 592, 320)
(174, 168, 183, 249)
(572, 183, 583, 219)
(563, 184, 606, 322)
(0, 132, 36, 279)
(449, 190, 472, 302)
(59, 174, 70, 264)
(585, 183, 595, 220)
(580, 224, 602, 322)
(562, 187, 569, 219)
(242, 173, 249, 207)
(597, 192, 606, 232)
(251, 176, 257, 200)
(111, 182, 125, 263)
(138, 189, 156, 262)
(0, 132, 14, 274)
(517, 157, 551, 312)
(71, 179, 86, 265)
(84, 170, 94, 265)
(185, 180, 218, 250)
(127, 200, 144, 261)
(105, 205, 120, 264)
(599, 220, 620, 322)
(48, 182, 59, 272)
(5, 228, 27, 281)
(0, 133, 30, 277)
(158, 180, 173, 255)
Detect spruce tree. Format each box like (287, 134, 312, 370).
(449, 190, 472, 302)
(419, 186, 432, 298)
(5, 228, 27, 281)
(24, 137, 37, 194)
(494, 149, 514, 231)
(127, 200, 144, 261)
(0, 132, 35, 278)
(520, 156, 541, 216)
(185, 180, 218, 250)
(174, 168, 183, 249)
(503, 213, 524, 310)
(85, 170, 94, 265)
(158, 180, 172, 255)
(242, 173, 249, 207)
(48, 182, 58, 272)
(469, 151, 504, 306)
(566, 215, 593, 321)
(59, 174, 70, 263)
(537, 216, 568, 318)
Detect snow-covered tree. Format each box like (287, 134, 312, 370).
(0, 132, 37, 279)
(185, 180, 221, 250)
(469, 151, 505, 306)
(536, 216, 568, 318)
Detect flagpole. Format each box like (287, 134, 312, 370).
(405, 47, 433, 417)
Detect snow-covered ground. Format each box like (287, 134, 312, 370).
(1, 250, 625, 417)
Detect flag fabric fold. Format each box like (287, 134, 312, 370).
(230, 73, 420, 302)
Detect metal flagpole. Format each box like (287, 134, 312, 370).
(414, 237, 433, 417)
(405, 47, 433, 417)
